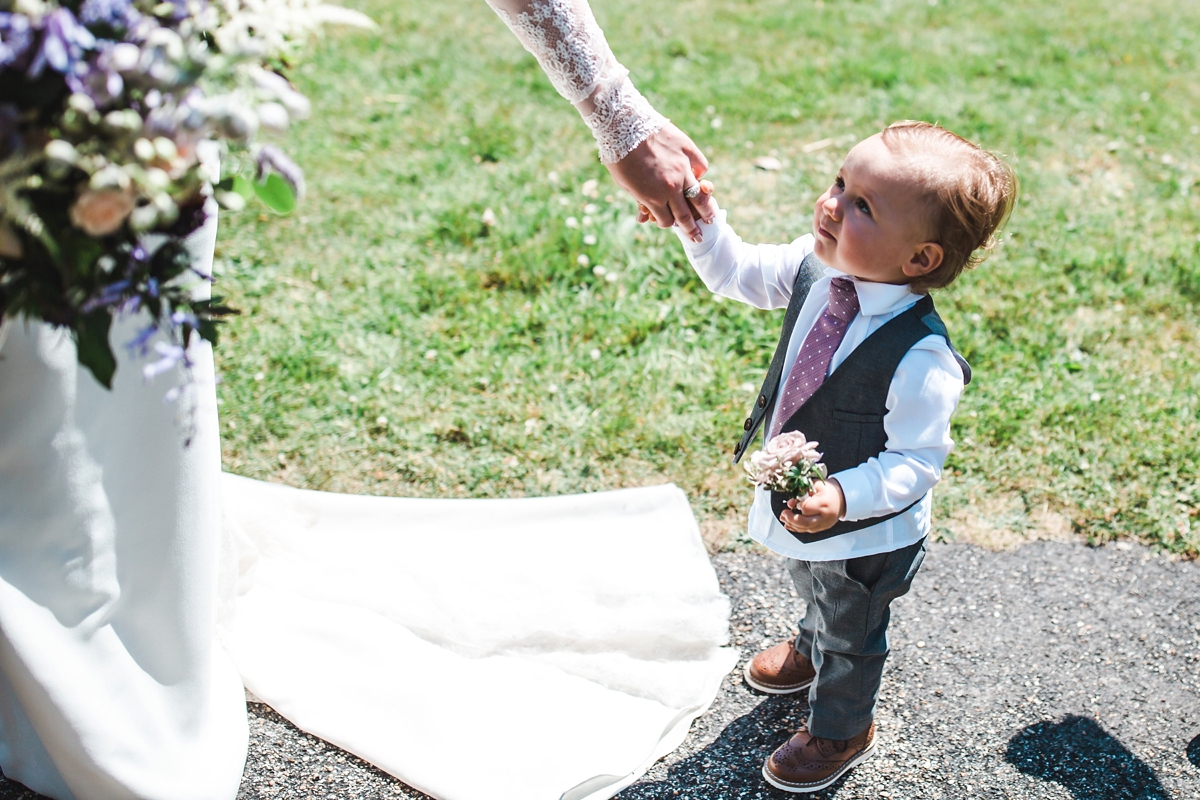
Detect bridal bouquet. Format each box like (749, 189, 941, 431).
(0, 0, 371, 388)
(743, 431, 828, 499)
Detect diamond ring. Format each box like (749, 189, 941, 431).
(683, 182, 702, 200)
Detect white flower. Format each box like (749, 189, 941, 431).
(106, 42, 141, 72)
(256, 101, 290, 131)
(44, 140, 78, 165)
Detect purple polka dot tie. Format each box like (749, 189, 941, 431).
(769, 277, 860, 439)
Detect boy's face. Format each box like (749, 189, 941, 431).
(811, 134, 941, 285)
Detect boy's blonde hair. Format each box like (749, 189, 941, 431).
(879, 120, 1017, 292)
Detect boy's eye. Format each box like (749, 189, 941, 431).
(855, 198, 872, 216)
(834, 176, 845, 189)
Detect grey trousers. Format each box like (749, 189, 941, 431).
(786, 537, 927, 740)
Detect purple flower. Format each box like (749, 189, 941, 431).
(125, 322, 157, 355)
(80, 279, 131, 313)
(0, 13, 33, 69)
(27, 8, 96, 78)
(80, 0, 139, 30)
(142, 340, 186, 381)
(169, 309, 198, 329)
(255, 145, 305, 199)
(70, 66, 124, 105)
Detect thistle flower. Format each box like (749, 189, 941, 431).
(0, 13, 34, 68)
(27, 7, 95, 77)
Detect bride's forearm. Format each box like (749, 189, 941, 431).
(484, 0, 665, 163)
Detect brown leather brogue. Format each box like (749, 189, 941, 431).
(762, 721, 876, 793)
(743, 640, 816, 694)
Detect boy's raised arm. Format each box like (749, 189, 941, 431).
(674, 196, 816, 311)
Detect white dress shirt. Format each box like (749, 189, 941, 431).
(677, 210, 965, 561)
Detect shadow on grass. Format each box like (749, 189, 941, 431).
(617, 695, 859, 799)
(1005, 715, 1167, 799)
(1188, 733, 1200, 768)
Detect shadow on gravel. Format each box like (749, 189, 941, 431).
(618, 695, 851, 799)
(1006, 716, 1167, 799)
(1188, 733, 1200, 768)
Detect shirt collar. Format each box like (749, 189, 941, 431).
(823, 266, 920, 318)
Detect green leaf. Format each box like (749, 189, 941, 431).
(76, 312, 117, 389)
(217, 175, 256, 200)
(253, 173, 297, 214)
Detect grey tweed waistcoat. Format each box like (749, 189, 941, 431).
(732, 253, 972, 542)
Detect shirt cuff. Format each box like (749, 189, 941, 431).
(830, 468, 872, 522)
(672, 207, 726, 259)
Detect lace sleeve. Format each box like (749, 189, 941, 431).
(486, 0, 667, 164)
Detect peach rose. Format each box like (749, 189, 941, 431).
(0, 222, 22, 258)
(70, 189, 135, 237)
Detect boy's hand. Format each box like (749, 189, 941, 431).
(639, 180, 715, 234)
(779, 479, 846, 535)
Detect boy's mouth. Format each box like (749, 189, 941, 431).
(816, 223, 837, 242)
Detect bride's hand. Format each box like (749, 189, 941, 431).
(604, 122, 717, 243)
(638, 180, 714, 229)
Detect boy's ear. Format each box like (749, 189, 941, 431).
(903, 243, 943, 279)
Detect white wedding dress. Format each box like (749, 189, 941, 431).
(0, 3, 736, 799)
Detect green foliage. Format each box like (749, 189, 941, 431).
(76, 311, 116, 389)
(216, 0, 1200, 555)
(253, 173, 298, 215)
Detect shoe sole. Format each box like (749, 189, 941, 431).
(760, 737, 877, 793)
(742, 661, 813, 695)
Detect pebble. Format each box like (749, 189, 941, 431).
(0, 540, 1196, 799)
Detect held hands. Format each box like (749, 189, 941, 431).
(638, 180, 716, 240)
(779, 479, 846, 535)
(605, 122, 718, 242)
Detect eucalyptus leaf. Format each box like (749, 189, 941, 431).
(253, 173, 297, 214)
(229, 175, 255, 200)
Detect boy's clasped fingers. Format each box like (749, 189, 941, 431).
(780, 480, 846, 534)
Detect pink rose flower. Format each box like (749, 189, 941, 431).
(69, 189, 135, 237)
(764, 430, 822, 467)
(743, 430, 825, 493)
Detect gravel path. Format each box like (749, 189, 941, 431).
(2, 539, 1198, 799)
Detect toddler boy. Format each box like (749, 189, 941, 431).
(673, 121, 1016, 792)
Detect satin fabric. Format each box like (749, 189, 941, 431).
(222, 475, 738, 800)
(0, 208, 249, 799)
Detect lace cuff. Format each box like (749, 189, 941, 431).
(584, 75, 667, 164)
(487, 0, 665, 163)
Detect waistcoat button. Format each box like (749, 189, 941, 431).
(743, 418, 753, 431)
(757, 394, 767, 408)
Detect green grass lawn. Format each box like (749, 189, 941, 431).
(214, 0, 1200, 555)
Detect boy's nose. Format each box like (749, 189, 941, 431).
(822, 195, 841, 222)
